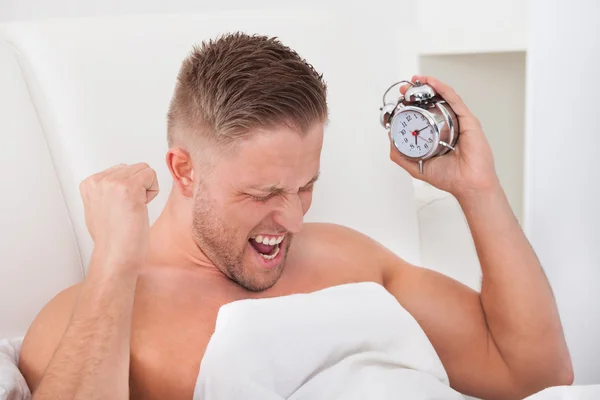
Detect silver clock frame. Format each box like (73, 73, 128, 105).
(381, 80, 460, 173)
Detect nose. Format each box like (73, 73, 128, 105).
(273, 193, 304, 234)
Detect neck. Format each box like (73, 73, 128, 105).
(148, 190, 216, 270)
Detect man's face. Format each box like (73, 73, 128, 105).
(191, 123, 324, 292)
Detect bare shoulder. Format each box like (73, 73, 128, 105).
(292, 223, 405, 283)
(18, 283, 81, 392)
(296, 222, 386, 249)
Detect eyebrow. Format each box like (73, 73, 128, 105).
(249, 172, 321, 194)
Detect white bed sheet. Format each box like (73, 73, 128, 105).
(525, 385, 600, 399)
(0, 337, 30, 400)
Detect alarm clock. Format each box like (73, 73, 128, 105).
(379, 80, 460, 174)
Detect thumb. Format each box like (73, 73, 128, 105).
(146, 176, 160, 204)
(134, 167, 160, 204)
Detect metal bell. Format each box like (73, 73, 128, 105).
(379, 102, 397, 128)
(405, 81, 436, 103)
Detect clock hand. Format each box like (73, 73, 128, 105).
(412, 127, 428, 145)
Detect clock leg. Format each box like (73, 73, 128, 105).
(439, 140, 456, 151)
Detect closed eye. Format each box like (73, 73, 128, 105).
(248, 180, 316, 203)
(249, 194, 276, 203)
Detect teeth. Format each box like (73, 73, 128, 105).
(259, 245, 280, 260)
(251, 235, 285, 245)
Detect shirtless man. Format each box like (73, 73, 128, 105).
(18, 33, 572, 400)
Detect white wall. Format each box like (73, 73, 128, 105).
(2, 0, 339, 22)
(420, 52, 526, 222)
(525, 0, 600, 384)
(416, 0, 527, 54)
(0, 0, 303, 21)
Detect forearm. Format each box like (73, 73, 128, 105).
(34, 254, 137, 400)
(457, 183, 572, 388)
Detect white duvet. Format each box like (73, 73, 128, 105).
(194, 282, 600, 400)
(195, 281, 463, 400)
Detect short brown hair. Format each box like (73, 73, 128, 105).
(167, 32, 328, 148)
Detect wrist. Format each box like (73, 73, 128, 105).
(88, 247, 142, 279)
(454, 178, 504, 208)
(77, 251, 139, 311)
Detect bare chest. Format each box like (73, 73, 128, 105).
(128, 259, 381, 399)
(128, 273, 234, 400)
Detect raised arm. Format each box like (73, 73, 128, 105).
(21, 163, 158, 399)
(383, 76, 572, 399)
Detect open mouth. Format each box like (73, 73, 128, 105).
(248, 234, 285, 260)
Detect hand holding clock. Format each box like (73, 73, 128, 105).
(388, 75, 499, 199)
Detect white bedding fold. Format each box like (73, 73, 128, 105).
(0, 337, 30, 400)
(193, 282, 464, 400)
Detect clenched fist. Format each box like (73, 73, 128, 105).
(79, 163, 159, 271)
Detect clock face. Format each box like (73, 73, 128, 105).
(390, 110, 436, 158)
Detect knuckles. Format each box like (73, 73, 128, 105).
(79, 164, 148, 203)
(108, 179, 132, 199)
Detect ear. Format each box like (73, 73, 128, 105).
(166, 147, 195, 197)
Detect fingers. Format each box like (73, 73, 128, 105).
(410, 75, 473, 119)
(82, 163, 159, 204)
(109, 162, 149, 180)
(127, 162, 151, 175)
(133, 166, 159, 204)
(400, 82, 412, 96)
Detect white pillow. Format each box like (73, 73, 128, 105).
(0, 338, 30, 400)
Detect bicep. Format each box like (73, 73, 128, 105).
(18, 284, 80, 393)
(384, 261, 518, 399)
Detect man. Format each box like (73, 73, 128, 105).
(18, 33, 572, 399)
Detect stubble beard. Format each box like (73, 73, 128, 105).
(191, 192, 290, 292)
